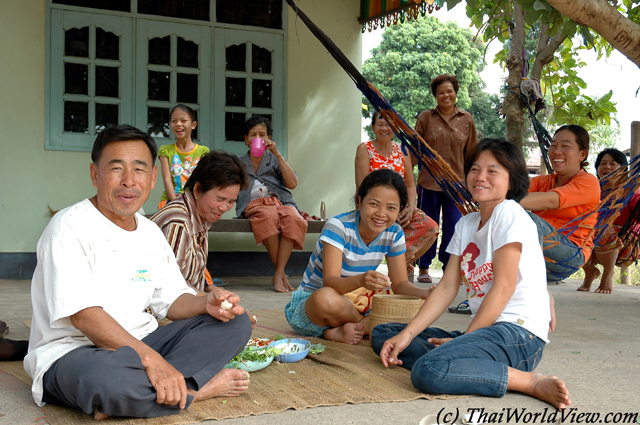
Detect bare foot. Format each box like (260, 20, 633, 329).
(323, 322, 365, 345)
(94, 408, 109, 421)
(271, 275, 289, 293)
(578, 267, 600, 292)
(192, 369, 250, 402)
(528, 373, 571, 409)
(282, 274, 295, 291)
(594, 284, 613, 294)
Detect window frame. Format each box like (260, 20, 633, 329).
(45, 1, 288, 156)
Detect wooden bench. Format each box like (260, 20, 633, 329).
(207, 219, 326, 276)
(209, 219, 326, 233)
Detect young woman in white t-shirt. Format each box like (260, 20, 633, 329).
(371, 138, 571, 409)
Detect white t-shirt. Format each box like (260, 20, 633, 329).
(447, 199, 551, 342)
(24, 199, 196, 406)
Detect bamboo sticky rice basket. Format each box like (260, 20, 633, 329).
(368, 294, 423, 334)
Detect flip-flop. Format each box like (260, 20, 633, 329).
(448, 300, 472, 314)
(417, 274, 432, 283)
(211, 278, 228, 287)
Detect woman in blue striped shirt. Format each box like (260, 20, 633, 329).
(285, 170, 432, 344)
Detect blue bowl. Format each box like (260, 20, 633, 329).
(268, 338, 311, 363)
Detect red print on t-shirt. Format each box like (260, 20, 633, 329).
(461, 242, 491, 299)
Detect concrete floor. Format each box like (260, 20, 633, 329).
(1, 272, 639, 425)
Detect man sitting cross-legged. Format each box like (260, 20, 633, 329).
(24, 125, 252, 420)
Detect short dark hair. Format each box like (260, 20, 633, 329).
(184, 151, 249, 193)
(371, 111, 382, 126)
(594, 148, 627, 178)
(91, 125, 157, 164)
(355, 169, 408, 211)
(554, 124, 590, 169)
(430, 74, 459, 97)
(464, 138, 530, 202)
(244, 115, 273, 136)
(170, 104, 197, 121)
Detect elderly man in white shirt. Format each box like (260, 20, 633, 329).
(24, 125, 252, 420)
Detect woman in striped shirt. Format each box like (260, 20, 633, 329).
(285, 170, 432, 345)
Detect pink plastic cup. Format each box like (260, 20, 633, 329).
(250, 137, 265, 157)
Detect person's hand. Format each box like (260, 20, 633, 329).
(142, 353, 188, 409)
(398, 203, 414, 228)
(379, 332, 412, 367)
(264, 138, 281, 157)
(359, 270, 391, 291)
(206, 287, 245, 321)
(427, 337, 452, 347)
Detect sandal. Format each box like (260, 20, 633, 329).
(448, 300, 472, 314)
(417, 274, 433, 283)
(211, 278, 228, 287)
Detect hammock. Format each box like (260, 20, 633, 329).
(285, 0, 477, 216)
(285, 0, 640, 279)
(539, 153, 640, 279)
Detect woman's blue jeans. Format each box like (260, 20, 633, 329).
(527, 212, 585, 281)
(371, 322, 545, 397)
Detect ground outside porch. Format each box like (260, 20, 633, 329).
(0, 270, 639, 424)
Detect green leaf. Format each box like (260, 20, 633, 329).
(309, 343, 326, 355)
(570, 351, 581, 354)
(533, 0, 547, 11)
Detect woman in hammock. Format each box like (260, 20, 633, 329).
(355, 111, 439, 279)
(579, 148, 640, 294)
(520, 124, 601, 282)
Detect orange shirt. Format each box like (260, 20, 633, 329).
(529, 169, 601, 259)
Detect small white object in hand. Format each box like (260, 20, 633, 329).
(221, 300, 233, 310)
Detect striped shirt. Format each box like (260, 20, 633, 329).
(150, 190, 211, 292)
(297, 211, 406, 293)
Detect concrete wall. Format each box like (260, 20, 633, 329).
(0, 1, 362, 256)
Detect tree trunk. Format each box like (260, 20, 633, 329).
(546, 0, 640, 68)
(503, 1, 526, 149)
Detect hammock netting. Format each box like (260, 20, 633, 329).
(285, 0, 640, 279)
(539, 153, 640, 279)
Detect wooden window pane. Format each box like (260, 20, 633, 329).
(177, 37, 199, 68)
(148, 107, 171, 138)
(53, 0, 130, 12)
(226, 44, 246, 72)
(225, 77, 245, 107)
(65, 63, 88, 95)
(149, 36, 170, 66)
(95, 66, 119, 98)
(148, 71, 170, 101)
(95, 103, 119, 132)
(252, 45, 271, 74)
(65, 27, 89, 57)
(177, 73, 198, 104)
(138, 0, 210, 21)
(252, 79, 271, 108)
(96, 28, 119, 60)
(64, 101, 88, 133)
(225, 112, 245, 141)
(216, 0, 282, 29)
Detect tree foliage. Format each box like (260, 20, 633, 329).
(449, 0, 637, 148)
(361, 16, 505, 139)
